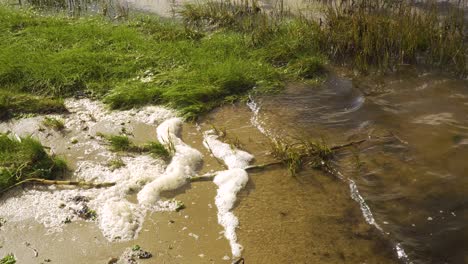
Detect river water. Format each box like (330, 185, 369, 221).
(245, 68, 468, 264)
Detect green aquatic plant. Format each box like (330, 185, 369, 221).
(132, 245, 141, 251)
(270, 138, 333, 176)
(270, 139, 303, 176)
(0, 133, 67, 192)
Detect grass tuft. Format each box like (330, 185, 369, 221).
(319, 0, 467, 75)
(100, 134, 132, 152)
(0, 254, 15, 264)
(0, 90, 66, 121)
(107, 157, 125, 171)
(139, 142, 171, 159)
(270, 138, 333, 176)
(99, 133, 172, 159)
(0, 133, 67, 191)
(42, 117, 65, 131)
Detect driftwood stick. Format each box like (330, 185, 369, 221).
(0, 178, 116, 194)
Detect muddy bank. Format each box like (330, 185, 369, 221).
(0, 95, 401, 263)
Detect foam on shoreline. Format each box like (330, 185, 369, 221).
(137, 118, 203, 207)
(203, 130, 253, 257)
(0, 99, 193, 241)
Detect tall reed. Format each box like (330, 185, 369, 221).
(318, 0, 467, 75)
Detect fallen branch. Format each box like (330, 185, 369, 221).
(190, 161, 284, 182)
(0, 178, 115, 195)
(330, 139, 367, 150)
(190, 136, 392, 182)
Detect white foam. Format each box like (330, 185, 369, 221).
(213, 169, 249, 257)
(203, 130, 253, 169)
(137, 118, 203, 207)
(0, 188, 94, 232)
(203, 130, 253, 257)
(99, 200, 144, 241)
(332, 167, 412, 263)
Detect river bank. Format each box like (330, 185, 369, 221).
(1, 1, 467, 263)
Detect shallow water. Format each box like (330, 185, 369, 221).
(1, 68, 466, 263)
(200, 105, 399, 263)
(249, 69, 468, 264)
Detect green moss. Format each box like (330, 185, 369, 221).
(0, 133, 67, 191)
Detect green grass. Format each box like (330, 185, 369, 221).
(107, 157, 125, 171)
(139, 141, 171, 159)
(0, 133, 67, 191)
(101, 134, 132, 152)
(100, 134, 172, 159)
(0, 254, 15, 264)
(42, 117, 65, 131)
(319, 0, 467, 75)
(0, 1, 463, 123)
(0, 90, 66, 121)
(0, 5, 326, 120)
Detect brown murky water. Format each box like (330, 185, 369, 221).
(199, 105, 399, 264)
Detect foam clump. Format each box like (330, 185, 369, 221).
(203, 130, 253, 257)
(213, 169, 249, 257)
(203, 130, 254, 169)
(138, 118, 203, 207)
(99, 200, 144, 241)
(0, 188, 94, 232)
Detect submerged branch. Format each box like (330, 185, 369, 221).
(191, 137, 385, 182)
